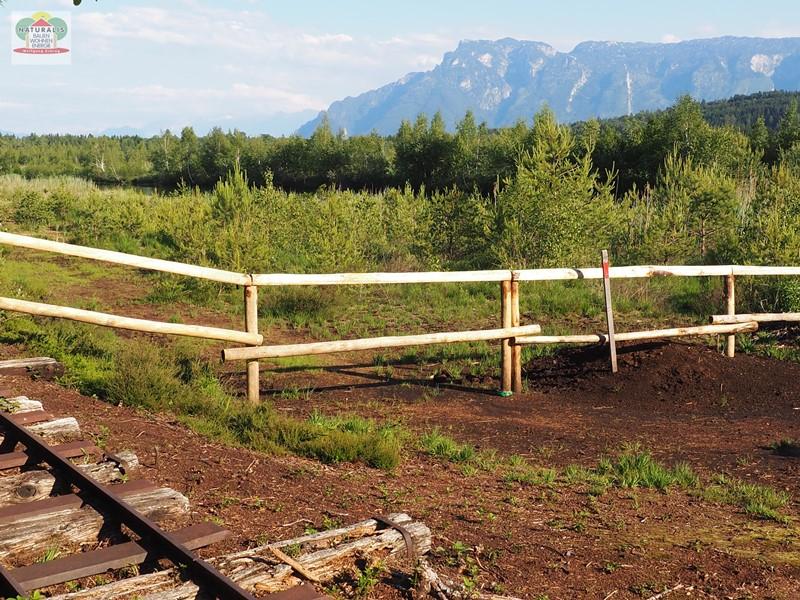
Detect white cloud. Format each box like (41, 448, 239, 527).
(301, 33, 354, 45)
(661, 34, 681, 43)
(106, 83, 325, 113)
(229, 84, 325, 111)
(76, 9, 196, 45)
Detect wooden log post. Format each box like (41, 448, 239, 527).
(510, 273, 522, 394)
(500, 279, 513, 396)
(244, 285, 260, 403)
(601, 250, 618, 373)
(725, 274, 736, 358)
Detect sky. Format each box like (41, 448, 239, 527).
(2, 0, 800, 136)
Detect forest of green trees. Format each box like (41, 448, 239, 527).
(1, 93, 800, 310)
(3, 91, 800, 194)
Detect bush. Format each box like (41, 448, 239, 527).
(105, 341, 184, 410)
(776, 278, 800, 312)
(13, 190, 55, 228)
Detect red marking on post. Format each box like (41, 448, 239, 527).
(602, 259, 610, 278)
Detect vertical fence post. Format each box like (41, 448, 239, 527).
(500, 278, 513, 396)
(725, 273, 736, 358)
(511, 272, 522, 394)
(244, 285, 260, 403)
(601, 250, 618, 374)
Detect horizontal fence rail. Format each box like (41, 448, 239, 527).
(250, 270, 512, 286)
(0, 297, 262, 345)
(515, 322, 758, 346)
(0, 232, 250, 286)
(712, 313, 800, 324)
(222, 325, 542, 361)
(252, 265, 800, 286)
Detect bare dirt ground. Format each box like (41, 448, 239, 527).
(2, 340, 800, 599)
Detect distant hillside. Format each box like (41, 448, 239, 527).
(700, 91, 800, 129)
(300, 36, 800, 136)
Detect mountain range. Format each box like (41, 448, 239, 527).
(299, 36, 800, 136)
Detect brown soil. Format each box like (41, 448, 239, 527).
(2, 340, 800, 599)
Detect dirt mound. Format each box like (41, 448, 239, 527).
(526, 341, 800, 417)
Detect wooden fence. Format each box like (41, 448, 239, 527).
(1, 231, 799, 402)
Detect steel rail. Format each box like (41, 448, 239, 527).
(0, 411, 259, 600)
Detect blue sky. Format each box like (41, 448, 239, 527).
(2, 0, 800, 135)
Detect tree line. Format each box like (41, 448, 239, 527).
(3, 92, 800, 196)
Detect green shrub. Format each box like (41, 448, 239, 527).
(13, 190, 55, 228)
(776, 278, 800, 312)
(105, 341, 184, 410)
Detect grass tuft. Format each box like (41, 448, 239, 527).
(700, 474, 790, 521)
(420, 429, 476, 463)
(596, 443, 699, 492)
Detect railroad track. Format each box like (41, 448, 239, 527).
(0, 395, 326, 600)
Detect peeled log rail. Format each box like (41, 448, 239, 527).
(0, 450, 138, 506)
(0, 484, 190, 559)
(251, 270, 512, 286)
(515, 322, 758, 345)
(1, 229, 797, 288)
(516, 265, 800, 281)
(48, 513, 431, 600)
(0, 229, 797, 288)
(250, 265, 800, 286)
(0, 297, 262, 345)
(0, 231, 250, 286)
(712, 313, 800, 324)
(223, 325, 543, 361)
